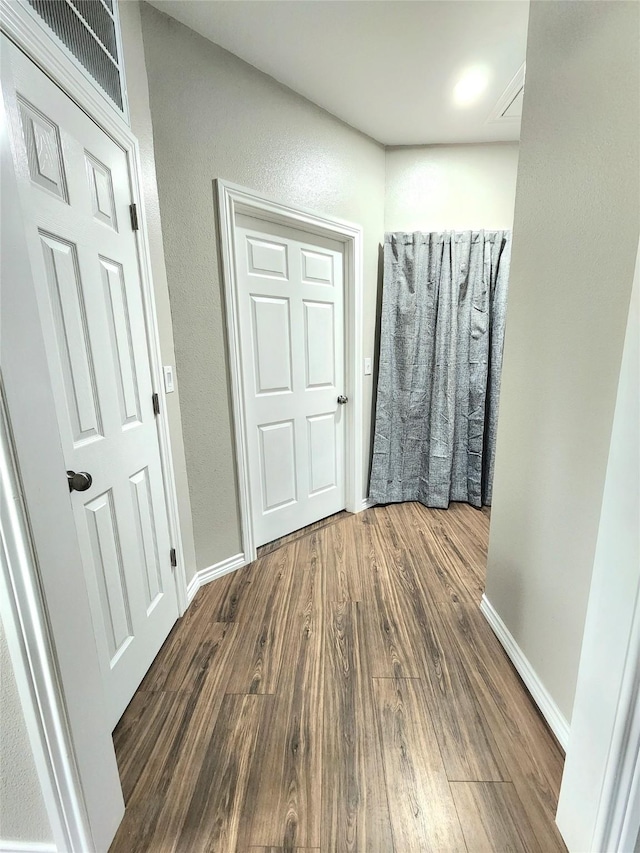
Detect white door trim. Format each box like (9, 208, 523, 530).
(594, 607, 640, 852)
(216, 179, 365, 562)
(556, 242, 640, 853)
(0, 392, 92, 853)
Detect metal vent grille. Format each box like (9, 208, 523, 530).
(26, 0, 123, 109)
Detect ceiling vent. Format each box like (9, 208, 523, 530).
(487, 62, 525, 125)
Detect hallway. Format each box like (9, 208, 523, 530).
(110, 502, 566, 852)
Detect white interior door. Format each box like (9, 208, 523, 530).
(234, 214, 346, 547)
(3, 42, 179, 730)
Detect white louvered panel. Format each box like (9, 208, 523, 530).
(26, 0, 125, 111)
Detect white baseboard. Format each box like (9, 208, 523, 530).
(186, 552, 246, 604)
(480, 594, 570, 751)
(359, 498, 377, 511)
(0, 842, 57, 853)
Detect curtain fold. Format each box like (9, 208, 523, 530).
(369, 230, 511, 509)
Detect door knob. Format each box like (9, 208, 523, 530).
(67, 470, 93, 492)
(337, 395, 348, 405)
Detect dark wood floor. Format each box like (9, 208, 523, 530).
(256, 510, 350, 558)
(110, 502, 567, 853)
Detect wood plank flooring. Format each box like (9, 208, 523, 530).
(110, 502, 567, 853)
(257, 511, 350, 558)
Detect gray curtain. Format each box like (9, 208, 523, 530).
(369, 230, 511, 509)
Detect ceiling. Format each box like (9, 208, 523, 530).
(146, 1, 529, 147)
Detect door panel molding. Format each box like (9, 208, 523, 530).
(216, 179, 365, 563)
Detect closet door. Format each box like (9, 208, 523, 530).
(234, 214, 347, 546)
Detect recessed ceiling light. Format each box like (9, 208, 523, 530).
(453, 67, 490, 106)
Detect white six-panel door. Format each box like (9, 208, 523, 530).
(3, 43, 179, 730)
(234, 214, 346, 547)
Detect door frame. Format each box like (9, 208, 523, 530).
(0, 388, 96, 853)
(216, 179, 365, 562)
(556, 242, 640, 853)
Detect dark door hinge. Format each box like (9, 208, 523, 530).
(152, 392, 160, 415)
(170, 548, 177, 569)
(129, 203, 139, 231)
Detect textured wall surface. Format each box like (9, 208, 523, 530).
(0, 624, 52, 844)
(118, 0, 198, 583)
(385, 143, 519, 232)
(486, 0, 640, 721)
(139, 2, 385, 574)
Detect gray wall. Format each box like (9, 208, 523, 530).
(385, 143, 519, 232)
(486, 0, 640, 722)
(0, 624, 52, 844)
(138, 2, 385, 574)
